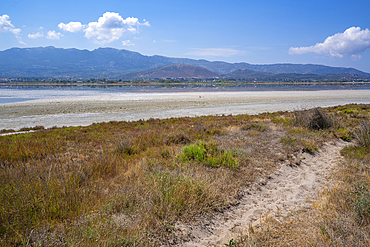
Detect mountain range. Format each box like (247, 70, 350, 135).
(0, 46, 369, 80)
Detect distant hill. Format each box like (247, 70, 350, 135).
(224, 69, 274, 79)
(0, 46, 369, 79)
(123, 65, 370, 81)
(123, 64, 220, 79)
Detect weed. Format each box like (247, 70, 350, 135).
(165, 132, 191, 145)
(241, 122, 268, 132)
(301, 139, 318, 154)
(351, 182, 370, 225)
(280, 137, 298, 146)
(336, 127, 352, 141)
(179, 141, 239, 169)
(225, 238, 237, 246)
(115, 136, 135, 155)
(354, 121, 370, 147)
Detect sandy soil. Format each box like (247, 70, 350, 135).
(171, 139, 347, 246)
(1, 90, 370, 130)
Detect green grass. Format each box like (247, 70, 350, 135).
(179, 141, 239, 169)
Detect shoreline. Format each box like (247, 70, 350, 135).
(1, 90, 370, 130)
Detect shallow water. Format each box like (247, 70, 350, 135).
(1, 84, 370, 104)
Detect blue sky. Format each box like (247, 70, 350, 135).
(1, 0, 370, 72)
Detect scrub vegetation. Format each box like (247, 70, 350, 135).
(0, 104, 369, 246)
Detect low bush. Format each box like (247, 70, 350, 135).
(294, 107, 337, 130)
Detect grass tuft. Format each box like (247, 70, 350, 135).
(354, 121, 370, 147)
(179, 141, 239, 169)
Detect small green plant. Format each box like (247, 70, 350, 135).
(352, 182, 370, 224)
(225, 238, 236, 246)
(180, 141, 207, 163)
(280, 137, 298, 146)
(301, 139, 318, 154)
(336, 127, 352, 141)
(179, 141, 238, 169)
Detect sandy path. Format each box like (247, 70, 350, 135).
(1, 90, 370, 130)
(172, 140, 347, 246)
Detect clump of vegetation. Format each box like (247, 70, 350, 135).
(294, 107, 337, 130)
(336, 127, 352, 141)
(179, 141, 239, 169)
(165, 132, 191, 145)
(354, 120, 370, 147)
(115, 135, 135, 155)
(241, 122, 268, 132)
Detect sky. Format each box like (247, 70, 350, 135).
(1, 0, 370, 73)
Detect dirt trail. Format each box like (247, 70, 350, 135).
(172, 139, 347, 246)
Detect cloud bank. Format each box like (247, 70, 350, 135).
(59, 12, 149, 44)
(289, 27, 370, 58)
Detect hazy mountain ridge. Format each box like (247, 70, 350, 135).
(0, 46, 369, 79)
(124, 65, 370, 81)
(122, 64, 220, 79)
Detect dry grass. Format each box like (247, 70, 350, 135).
(0, 113, 284, 246)
(1, 104, 369, 246)
(294, 107, 339, 131)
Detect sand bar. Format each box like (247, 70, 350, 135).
(1, 90, 370, 130)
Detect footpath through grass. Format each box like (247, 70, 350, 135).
(0, 104, 369, 246)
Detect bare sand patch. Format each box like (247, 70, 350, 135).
(1, 90, 370, 130)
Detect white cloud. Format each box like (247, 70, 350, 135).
(122, 40, 134, 46)
(0, 14, 20, 34)
(187, 48, 247, 57)
(16, 36, 26, 45)
(83, 12, 149, 44)
(28, 31, 43, 39)
(289, 27, 370, 58)
(58, 21, 85, 32)
(47, 30, 63, 40)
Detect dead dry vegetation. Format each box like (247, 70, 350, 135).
(0, 104, 369, 246)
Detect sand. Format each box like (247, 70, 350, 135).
(1, 90, 370, 130)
